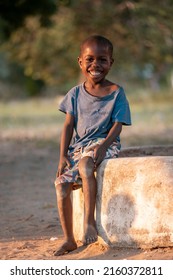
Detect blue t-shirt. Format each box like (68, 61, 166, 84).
(59, 83, 131, 152)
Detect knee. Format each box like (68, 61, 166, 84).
(78, 156, 95, 178)
(56, 184, 71, 201)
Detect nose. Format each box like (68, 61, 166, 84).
(92, 59, 99, 67)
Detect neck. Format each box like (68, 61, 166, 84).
(85, 79, 109, 89)
(84, 79, 116, 97)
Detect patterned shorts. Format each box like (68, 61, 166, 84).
(54, 138, 120, 190)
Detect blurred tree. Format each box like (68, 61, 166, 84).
(0, 0, 71, 39)
(71, 1, 173, 78)
(0, 0, 173, 92)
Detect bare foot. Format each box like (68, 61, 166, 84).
(54, 240, 77, 256)
(82, 224, 98, 245)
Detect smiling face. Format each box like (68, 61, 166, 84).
(78, 41, 114, 85)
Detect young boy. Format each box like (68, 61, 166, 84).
(54, 35, 131, 256)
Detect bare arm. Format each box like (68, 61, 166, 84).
(94, 122, 122, 166)
(101, 122, 122, 149)
(57, 113, 74, 176)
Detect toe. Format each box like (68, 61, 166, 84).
(54, 241, 77, 256)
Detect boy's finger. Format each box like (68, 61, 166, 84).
(66, 159, 72, 168)
(95, 153, 105, 167)
(58, 166, 64, 176)
(94, 156, 100, 167)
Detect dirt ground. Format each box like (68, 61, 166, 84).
(0, 140, 173, 260)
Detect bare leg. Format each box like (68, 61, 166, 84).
(54, 183, 77, 256)
(78, 157, 98, 245)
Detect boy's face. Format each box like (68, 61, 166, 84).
(78, 41, 114, 84)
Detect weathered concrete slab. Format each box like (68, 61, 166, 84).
(73, 156, 173, 248)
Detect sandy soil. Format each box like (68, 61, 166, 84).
(0, 140, 173, 260)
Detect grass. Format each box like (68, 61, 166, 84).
(0, 98, 64, 125)
(0, 97, 65, 141)
(121, 91, 173, 146)
(0, 90, 173, 147)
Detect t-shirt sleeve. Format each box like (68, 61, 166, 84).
(58, 89, 75, 115)
(112, 88, 131, 125)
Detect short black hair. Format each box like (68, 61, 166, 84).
(79, 35, 113, 57)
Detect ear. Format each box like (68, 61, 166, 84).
(110, 58, 114, 66)
(78, 57, 82, 69)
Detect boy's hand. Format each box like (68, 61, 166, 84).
(93, 144, 107, 167)
(56, 156, 71, 177)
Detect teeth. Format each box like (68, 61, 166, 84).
(90, 71, 101, 76)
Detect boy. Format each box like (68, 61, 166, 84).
(54, 35, 131, 256)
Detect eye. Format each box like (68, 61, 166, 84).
(86, 58, 93, 62)
(100, 58, 107, 62)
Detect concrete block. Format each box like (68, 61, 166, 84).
(73, 156, 173, 248)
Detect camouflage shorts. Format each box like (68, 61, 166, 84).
(54, 138, 120, 190)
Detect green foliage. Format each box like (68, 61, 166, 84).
(1, 9, 79, 87)
(0, 0, 56, 39)
(71, 0, 173, 69)
(0, 0, 71, 39)
(0, 0, 173, 93)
